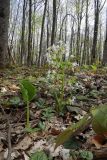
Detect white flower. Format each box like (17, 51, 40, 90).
(72, 62, 78, 67)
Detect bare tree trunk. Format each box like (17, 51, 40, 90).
(0, 0, 10, 67)
(91, 0, 99, 64)
(76, 0, 84, 64)
(51, 0, 57, 46)
(47, 1, 50, 49)
(27, 0, 32, 66)
(82, 0, 89, 64)
(103, 9, 107, 64)
(8, 0, 20, 64)
(69, 19, 75, 57)
(38, 0, 48, 66)
(21, 0, 27, 65)
(64, 2, 68, 44)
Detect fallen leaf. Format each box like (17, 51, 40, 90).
(90, 135, 105, 149)
(0, 143, 3, 152)
(14, 135, 32, 150)
(50, 128, 61, 136)
(23, 151, 29, 160)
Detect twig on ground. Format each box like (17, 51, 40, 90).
(0, 105, 12, 160)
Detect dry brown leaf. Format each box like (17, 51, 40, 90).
(14, 135, 32, 150)
(50, 128, 61, 136)
(0, 143, 3, 152)
(1, 87, 7, 93)
(23, 151, 29, 160)
(29, 140, 46, 154)
(0, 151, 5, 160)
(9, 84, 20, 91)
(30, 132, 38, 140)
(90, 135, 105, 149)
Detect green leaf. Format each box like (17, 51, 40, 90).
(79, 150, 93, 160)
(25, 127, 40, 133)
(9, 97, 21, 105)
(30, 151, 48, 160)
(38, 121, 46, 131)
(55, 114, 92, 149)
(20, 84, 29, 103)
(91, 104, 107, 134)
(63, 137, 80, 149)
(89, 90, 99, 98)
(77, 95, 88, 101)
(20, 79, 36, 102)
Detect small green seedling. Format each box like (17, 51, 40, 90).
(30, 150, 48, 160)
(20, 79, 36, 129)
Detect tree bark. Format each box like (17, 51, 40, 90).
(21, 0, 27, 65)
(82, 0, 89, 64)
(103, 9, 107, 64)
(51, 0, 57, 46)
(91, 0, 99, 64)
(69, 19, 75, 57)
(27, 0, 32, 66)
(0, 0, 10, 67)
(38, 0, 48, 67)
(76, 0, 84, 64)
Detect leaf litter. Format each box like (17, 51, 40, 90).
(0, 66, 107, 159)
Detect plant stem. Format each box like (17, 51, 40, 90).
(60, 68, 65, 111)
(26, 101, 30, 128)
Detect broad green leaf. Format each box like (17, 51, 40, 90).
(91, 104, 107, 134)
(63, 137, 80, 149)
(20, 84, 29, 103)
(55, 114, 92, 149)
(9, 97, 21, 105)
(38, 121, 46, 131)
(91, 64, 97, 71)
(20, 79, 36, 102)
(79, 150, 93, 160)
(30, 151, 48, 160)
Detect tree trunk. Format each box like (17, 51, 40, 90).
(91, 0, 99, 64)
(76, 0, 84, 64)
(51, 0, 57, 46)
(27, 0, 32, 66)
(82, 0, 89, 64)
(38, 0, 48, 67)
(47, 1, 50, 49)
(69, 19, 74, 57)
(103, 9, 107, 64)
(21, 0, 27, 65)
(0, 0, 10, 67)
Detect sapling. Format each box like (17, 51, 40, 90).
(20, 79, 36, 129)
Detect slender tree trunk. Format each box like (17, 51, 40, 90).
(47, 1, 50, 49)
(69, 19, 74, 57)
(9, 0, 20, 64)
(82, 0, 89, 64)
(27, 0, 32, 66)
(91, 0, 99, 64)
(0, 0, 10, 67)
(64, 2, 68, 44)
(38, 0, 48, 66)
(103, 9, 107, 64)
(76, 0, 84, 64)
(51, 0, 57, 46)
(21, 0, 26, 64)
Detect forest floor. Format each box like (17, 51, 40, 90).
(0, 65, 107, 160)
